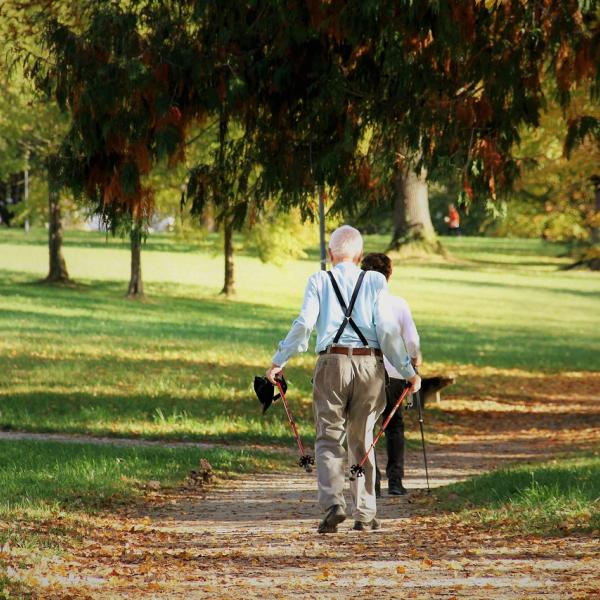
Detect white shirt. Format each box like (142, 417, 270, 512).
(271, 262, 416, 380)
(384, 295, 420, 380)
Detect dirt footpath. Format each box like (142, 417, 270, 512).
(18, 459, 598, 599)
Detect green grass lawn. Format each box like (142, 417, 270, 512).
(436, 453, 600, 535)
(0, 439, 287, 524)
(0, 229, 599, 443)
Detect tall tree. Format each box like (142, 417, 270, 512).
(0, 72, 72, 282)
(0, 0, 90, 283)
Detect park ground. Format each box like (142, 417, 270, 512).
(0, 231, 599, 598)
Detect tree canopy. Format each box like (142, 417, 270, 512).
(25, 0, 600, 229)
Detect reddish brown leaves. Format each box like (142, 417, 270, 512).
(130, 143, 151, 175)
(463, 172, 474, 200)
(556, 41, 574, 91)
(574, 42, 597, 80)
(306, 0, 347, 42)
(449, 0, 476, 42)
(153, 62, 170, 87)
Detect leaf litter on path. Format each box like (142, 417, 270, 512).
(3, 372, 599, 599)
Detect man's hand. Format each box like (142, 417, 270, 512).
(408, 373, 421, 393)
(266, 364, 284, 384)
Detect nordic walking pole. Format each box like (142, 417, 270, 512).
(350, 382, 413, 480)
(274, 378, 315, 473)
(415, 388, 431, 492)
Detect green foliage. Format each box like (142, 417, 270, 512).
(490, 199, 589, 241)
(0, 2, 73, 230)
(0, 69, 67, 188)
(244, 207, 319, 266)
(505, 94, 600, 244)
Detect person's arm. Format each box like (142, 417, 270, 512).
(399, 300, 421, 366)
(266, 275, 320, 383)
(374, 285, 420, 391)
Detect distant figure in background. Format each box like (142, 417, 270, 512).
(361, 252, 421, 496)
(445, 203, 461, 236)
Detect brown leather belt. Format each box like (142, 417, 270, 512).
(319, 346, 382, 357)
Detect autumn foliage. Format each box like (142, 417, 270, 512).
(28, 0, 600, 225)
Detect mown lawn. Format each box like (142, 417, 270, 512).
(0, 229, 599, 444)
(436, 452, 600, 535)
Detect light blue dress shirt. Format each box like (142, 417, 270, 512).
(272, 262, 416, 379)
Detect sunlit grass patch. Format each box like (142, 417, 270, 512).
(0, 439, 290, 519)
(436, 452, 600, 535)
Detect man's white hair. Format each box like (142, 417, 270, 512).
(328, 225, 363, 259)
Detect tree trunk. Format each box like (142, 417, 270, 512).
(44, 174, 71, 284)
(127, 224, 144, 298)
(200, 202, 216, 232)
(221, 219, 235, 296)
(389, 167, 442, 254)
(589, 178, 600, 270)
(217, 105, 236, 296)
(592, 178, 600, 246)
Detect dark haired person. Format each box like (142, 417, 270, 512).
(361, 252, 421, 496)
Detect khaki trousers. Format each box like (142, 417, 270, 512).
(312, 352, 386, 521)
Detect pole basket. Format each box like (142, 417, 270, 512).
(299, 455, 315, 472)
(349, 463, 365, 481)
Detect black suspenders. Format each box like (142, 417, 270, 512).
(326, 270, 369, 346)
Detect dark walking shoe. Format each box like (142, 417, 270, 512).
(388, 480, 408, 496)
(353, 517, 381, 531)
(317, 505, 346, 534)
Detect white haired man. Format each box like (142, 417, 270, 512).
(266, 225, 421, 533)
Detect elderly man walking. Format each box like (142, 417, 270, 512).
(266, 225, 420, 533)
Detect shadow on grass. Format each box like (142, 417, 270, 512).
(2, 271, 598, 371)
(0, 389, 316, 446)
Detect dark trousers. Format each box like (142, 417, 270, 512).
(375, 377, 405, 487)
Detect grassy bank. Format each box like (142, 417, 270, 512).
(437, 452, 600, 535)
